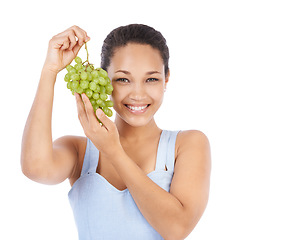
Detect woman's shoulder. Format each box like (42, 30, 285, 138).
(175, 130, 210, 158)
(176, 129, 209, 141)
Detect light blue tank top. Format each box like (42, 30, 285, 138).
(68, 130, 180, 240)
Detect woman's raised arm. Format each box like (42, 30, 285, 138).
(21, 26, 89, 184)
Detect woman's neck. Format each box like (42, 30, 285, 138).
(115, 116, 162, 143)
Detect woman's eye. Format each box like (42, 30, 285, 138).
(115, 78, 129, 83)
(146, 78, 159, 82)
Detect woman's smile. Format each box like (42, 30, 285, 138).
(124, 104, 151, 114)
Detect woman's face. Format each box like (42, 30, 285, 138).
(107, 43, 169, 127)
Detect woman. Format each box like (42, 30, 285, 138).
(21, 24, 211, 240)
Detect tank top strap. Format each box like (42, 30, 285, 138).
(80, 138, 99, 176)
(155, 130, 180, 172)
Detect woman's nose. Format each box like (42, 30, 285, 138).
(128, 83, 147, 101)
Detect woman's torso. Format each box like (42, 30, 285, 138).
(70, 129, 163, 187)
(68, 130, 180, 239)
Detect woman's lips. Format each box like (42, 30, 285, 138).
(124, 104, 150, 113)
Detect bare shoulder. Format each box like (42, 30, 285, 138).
(175, 130, 211, 160)
(177, 129, 209, 140)
(173, 129, 211, 187)
(172, 129, 211, 196)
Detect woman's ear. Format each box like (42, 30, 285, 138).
(164, 69, 170, 91)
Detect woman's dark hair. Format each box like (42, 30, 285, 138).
(101, 24, 169, 76)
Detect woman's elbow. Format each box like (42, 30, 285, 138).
(21, 157, 43, 181)
(164, 221, 196, 240)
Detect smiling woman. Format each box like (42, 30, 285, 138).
(21, 24, 211, 240)
(108, 43, 167, 128)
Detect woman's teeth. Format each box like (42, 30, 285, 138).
(126, 105, 149, 111)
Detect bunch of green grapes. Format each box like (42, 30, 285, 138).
(64, 43, 113, 117)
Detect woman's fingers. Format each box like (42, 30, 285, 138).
(44, 26, 90, 74)
(95, 108, 114, 131)
(52, 26, 89, 51)
(81, 93, 97, 124)
(70, 25, 90, 46)
(60, 38, 70, 50)
(76, 93, 106, 137)
(68, 33, 77, 50)
(75, 93, 89, 128)
(80, 93, 114, 132)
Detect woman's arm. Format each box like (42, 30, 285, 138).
(110, 130, 211, 240)
(21, 26, 89, 184)
(76, 93, 211, 240)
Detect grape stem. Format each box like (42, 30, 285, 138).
(82, 42, 92, 70)
(85, 42, 89, 64)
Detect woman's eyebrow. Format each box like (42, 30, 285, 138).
(146, 71, 161, 75)
(115, 70, 161, 75)
(115, 70, 131, 74)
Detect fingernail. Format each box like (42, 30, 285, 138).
(96, 108, 103, 117)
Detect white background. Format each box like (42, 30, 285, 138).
(1, 0, 287, 239)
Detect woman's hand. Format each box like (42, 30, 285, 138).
(75, 93, 121, 158)
(44, 25, 90, 74)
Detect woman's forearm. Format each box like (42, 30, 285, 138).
(109, 148, 188, 240)
(21, 67, 57, 177)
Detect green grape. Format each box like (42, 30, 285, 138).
(76, 86, 84, 94)
(98, 68, 108, 78)
(105, 84, 113, 92)
(87, 72, 92, 81)
(103, 107, 113, 117)
(92, 77, 100, 84)
(67, 81, 72, 89)
(71, 73, 80, 81)
(93, 105, 99, 112)
(90, 99, 96, 106)
(89, 82, 97, 91)
(68, 68, 77, 74)
(66, 65, 73, 71)
(96, 99, 105, 108)
(105, 79, 110, 85)
(75, 56, 82, 63)
(92, 92, 99, 100)
(80, 80, 89, 89)
(84, 89, 92, 98)
(100, 86, 106, 93)
(77, 68, 84, 74)
(91, 70, 99, 78)
(64, 73, 71, 82)
(105, 100, 114, 107)
(71, 81, 79, 89)
(80, 71, 88, 80)
(99, 77, 106, 86)
(107, 108, 113, 117)
(75, 63, 82, 70)
(64, 43, 113, 117)
(102, 107, 109, 115)
(100, 93, 108, 101)
(86, 66, 92, 72)
(94, 84, 101, 93)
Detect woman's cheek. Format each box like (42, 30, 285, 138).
(149, 86, 165, 103)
